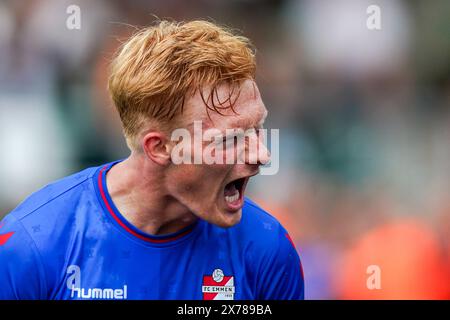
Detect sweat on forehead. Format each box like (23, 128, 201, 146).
(181, 80, 266, 131)
(187, 80, 260, 116)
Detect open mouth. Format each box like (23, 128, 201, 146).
(223, 177, 248, 210)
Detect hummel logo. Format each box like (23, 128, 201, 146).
(66, 265, 128, 299)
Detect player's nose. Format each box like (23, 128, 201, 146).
(246, 132, 271, 166)
(257, 142, 271, 165)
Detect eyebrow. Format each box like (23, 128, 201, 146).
(233, 107, 268, 130)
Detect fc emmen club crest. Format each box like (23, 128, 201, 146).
(202, 269, 235, 300)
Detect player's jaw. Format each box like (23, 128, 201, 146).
(167, 163, 260, 228)
(208, 169, 258, 227)
(182, 169, 258, 228)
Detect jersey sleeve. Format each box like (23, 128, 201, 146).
(256, 228, 305, 300)
(0, 214, 48, 299)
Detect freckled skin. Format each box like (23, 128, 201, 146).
(106, 80, 271, 234)
(165, 80, 270, 228)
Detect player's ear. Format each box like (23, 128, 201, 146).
(142, 131, 171, 166)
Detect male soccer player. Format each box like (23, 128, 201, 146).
(0, 20, 304, 300)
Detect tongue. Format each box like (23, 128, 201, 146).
(224, 183, 238, 196)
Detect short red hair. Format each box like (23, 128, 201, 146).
(108, 20, 256, 150)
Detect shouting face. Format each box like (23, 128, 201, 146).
(164, 80, 270, 228)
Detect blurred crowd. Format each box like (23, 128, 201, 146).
(0, 0, 449, 299)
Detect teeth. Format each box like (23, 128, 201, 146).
(225, 190, 240, 203)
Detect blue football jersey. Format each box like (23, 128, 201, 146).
(0, 161, 304, 300)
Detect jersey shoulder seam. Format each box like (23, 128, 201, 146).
(14, 175, 92, 221)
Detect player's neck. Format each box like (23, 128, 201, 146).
(105, 155, 198, 236)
